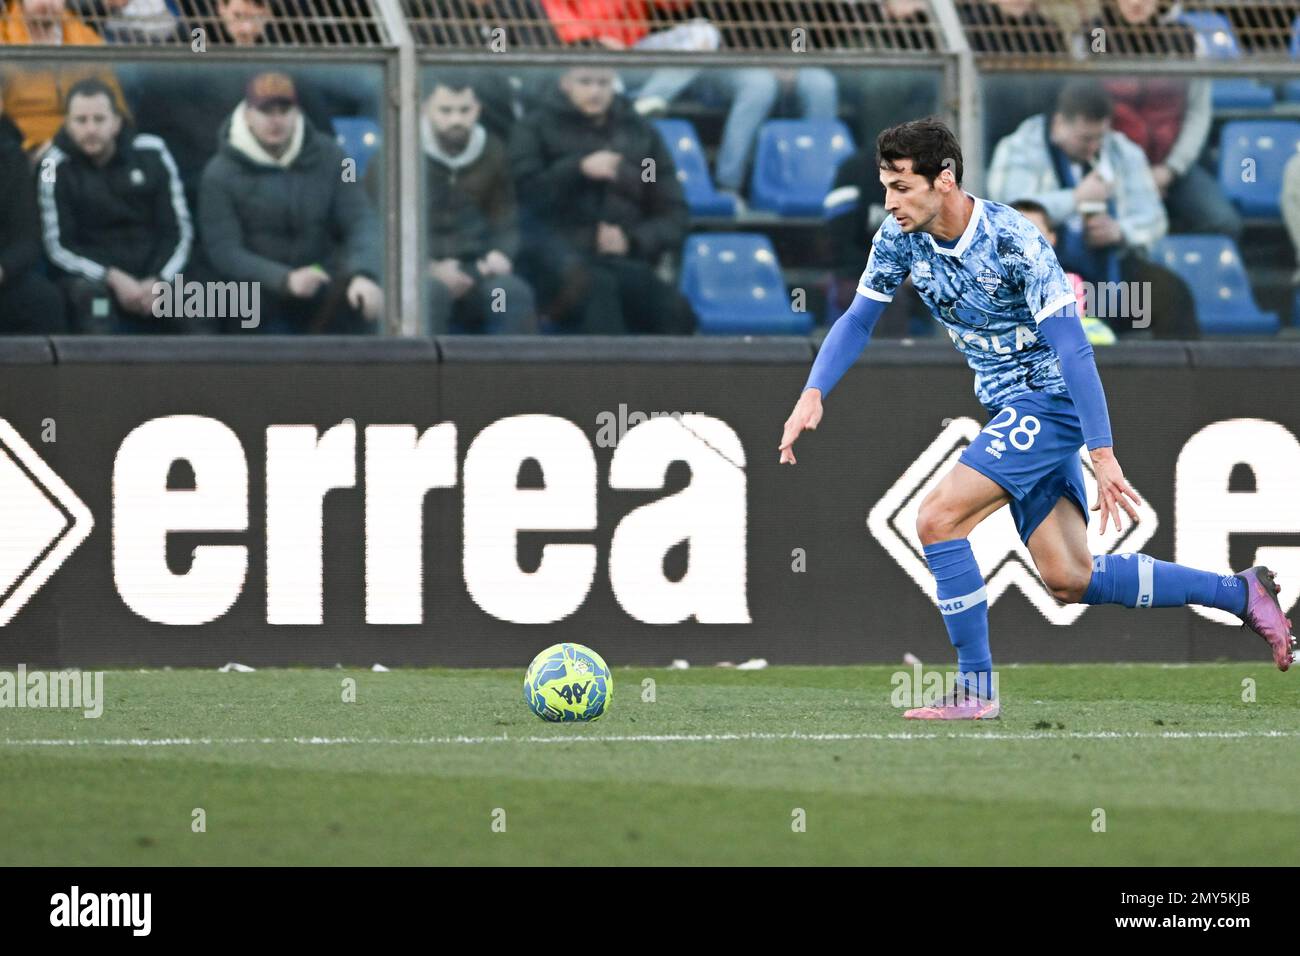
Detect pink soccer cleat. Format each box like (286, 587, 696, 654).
(904, 693, 1000, 720)
(1235, 566, 1297, 672)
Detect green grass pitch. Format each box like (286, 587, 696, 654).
(1, 664, 1297, 865)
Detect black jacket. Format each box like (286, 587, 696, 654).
(0, 114, 40, 285)
(40, 123, 192, 282)
(199, 109, 382, 290)
(424, 127, 520, 263)
(509, 86, 688, 261)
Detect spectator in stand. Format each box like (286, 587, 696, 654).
(859, 0, 936, 49)
(1011, 197, 1117, 345)
(0, 114, 64, 333)
(525, 0, 836, 211)
(418, 75, 535, 333)
(536, 0, 689, 48)
(987, 79, 1197, 338)
(39, 79, 191, 333)
(208, 0, 272, 43)
(0, 0, 129, 155)
(510, 66, 694, 334)
(962, 0, 1067, 159)
(196, 0, 379, 46)
(408, 0, 559, 48)
(199, 72, 383, 333)
(961, 0, 1066, 54)
(823, 144, 927, 338)
(1080, 0, 1242, 240)
(849, 1, 940, 156)
(70, 0, 181, 43)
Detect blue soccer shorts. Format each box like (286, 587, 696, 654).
(957, 391, 1090, 545)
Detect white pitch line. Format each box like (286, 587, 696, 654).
(2, 729, 1300, 748)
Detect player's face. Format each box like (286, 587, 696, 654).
(879, 159, 948, 234)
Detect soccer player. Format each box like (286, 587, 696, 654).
(778, 119, 1295, 719)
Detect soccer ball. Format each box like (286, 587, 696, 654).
(523, 643, 613, 722)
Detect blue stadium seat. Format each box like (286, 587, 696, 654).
(680, 233, 811, 335)
(749, 120, 855, 217)
(1284, 80, 1300, 103)
(1178, 10, 1240, 58)
(651, 119, 737, 217)
(1218, 120, 1300, 217)
(332, 117, 381, 178)
(1152, 235, 1279, 335)
(1210, 79, 1275, 109)
(1174, 12, 1275, 107)
(1292, 15, 1300, 56)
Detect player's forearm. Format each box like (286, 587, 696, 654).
(1040, 304, 1114, 450)
(803, 292, 886, 397)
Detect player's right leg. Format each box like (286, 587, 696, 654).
(904, 462, 1010, 720)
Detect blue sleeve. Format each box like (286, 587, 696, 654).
(803, 293, 887, 397)
(1039, 301, 1114, 450)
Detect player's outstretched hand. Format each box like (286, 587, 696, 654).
(1089, 447, 1141, 534)
(779, 388, 823, 465)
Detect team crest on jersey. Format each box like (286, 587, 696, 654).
(976, 270, 1002, 295)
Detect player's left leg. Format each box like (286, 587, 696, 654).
(1027, 496, 1297, 672)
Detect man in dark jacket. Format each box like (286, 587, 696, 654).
(199, 72, 383, 333)
(421, 76, 534, 333)
(39, 78, 192, 333)
(0, 113, 64, 334)
(509, 66, 693, 334)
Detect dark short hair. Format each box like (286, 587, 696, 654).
(1055, 80, 1111, 122)
(65, 78, 119, 115)
(429, 69, 479, 97)
(1010, 198, 1052, 226)
(876, 117, 963, 186)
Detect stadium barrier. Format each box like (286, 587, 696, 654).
(2, 336, 1298, 668)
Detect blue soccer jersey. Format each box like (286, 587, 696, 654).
(857, 195, 1079, 412)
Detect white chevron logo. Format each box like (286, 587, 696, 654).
(867, 417, 1158, 624)
(0, 419, 94, 625)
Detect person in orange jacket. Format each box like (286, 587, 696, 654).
(0, 0, 128, 155)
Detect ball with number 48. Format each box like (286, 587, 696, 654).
(523, 643, 613, 722)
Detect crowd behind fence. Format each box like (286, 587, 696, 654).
(1, 0, 1298, 339)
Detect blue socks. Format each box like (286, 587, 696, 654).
(923, 539, 994, 699)
(922, 544, 1247, 701)
(1081, 553, 1247, 616)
